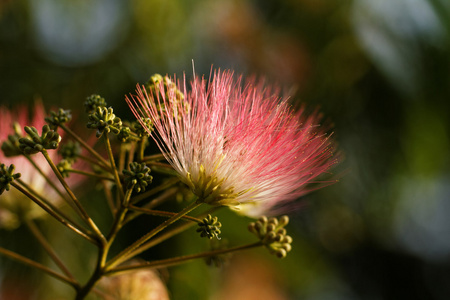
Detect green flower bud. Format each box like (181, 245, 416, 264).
(197, 214, 222, 240)
(248, 215, 292, 258)
(85, 94, 107, 114)
(1, 133, 22, 157)
(87, 107, 122, 138)
(132, 119, 153, 138)
(123, 162, 153, 193)
(45, 109, 72, 130)
(117, 126, 132, 143)
(18, 125, 61, 155)
(0, 164, 21, 194)
(57, 159, 72, 178)
(58, 140, 81, 162)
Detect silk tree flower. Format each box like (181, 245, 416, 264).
(127, 70, 338, 217)
(97, 262, 169, 300)
(0, 102, 85, 229)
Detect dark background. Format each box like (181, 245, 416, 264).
(1, 0, 450, 299)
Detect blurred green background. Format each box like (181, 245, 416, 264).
(1, 0, 450, 299)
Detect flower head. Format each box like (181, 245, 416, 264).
(127, 70, 338, 217)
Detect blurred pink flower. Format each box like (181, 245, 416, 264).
(127, 70, 338, 216)
(0, 101, 85, 228)
(98, 263, 169, 300)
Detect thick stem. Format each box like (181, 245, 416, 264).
(106, 200, 202, 269)
(75, 247, 106, 300)
(106, 241, 263, 276)
(75, 187, 134, 300)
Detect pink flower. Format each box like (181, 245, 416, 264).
(0, 101, 85, 228)
(127, 70, 338, 217)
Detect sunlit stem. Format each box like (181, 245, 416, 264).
(106, 200, 202, 269)
(26, 220, 75, 281)
(127, 205, 202, 223)
(41, 149, 106, 244)
(67, 169, 114, 181)
(106, 241, 263, 276)
(0, 246, 80, 289)
(106, 187, 134, 248)
(124, 187, 179, 224)
(59, 124, 111, 170)
(103, 134, 124, 200)
(11, 182, 98, 245)
(130, 177, 180, 205)
(125, 207, 221, 254)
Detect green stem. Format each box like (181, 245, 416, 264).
(75, 187, 134, 300)
(16, 178, 87, 233)
(130, 177, 180, 205)
(77, 154, 110, 172)
(124, 207, 220, 255)
(0, 246, 80, 289)
(137, 137, 147, 162)
(11, 182, 98, 245)
(142, 153, 166, 162)
(106, 188, 133, 244)
(103, 134, 124, 200)
(24, 155, 77, 212)
(128, 205, 201, 223)
(75, 247, 106, 300)
(106, 200, 202, 269)
(41, 149, 105, 244)
(60, 124, 111, 170)
(67, 169, 114, 181)
(124, 188, 179, 225)
(106, 241, 263, 276)
(26, 220, 75, 281)
(101, 180, 116, 215)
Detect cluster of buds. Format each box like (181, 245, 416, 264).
(45, 109, 72, 130)
(1, 125, 22, 157)
(18, 125, 61, 155)
(0, 164, 20, 195)
(123, 162, 153, 193)
(197, 214, 222, 240)
(146, 74, 184, 103)
(87, 106, 123, 138)
(84, 94, 107, 114)
(248, 215, 293, 258)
